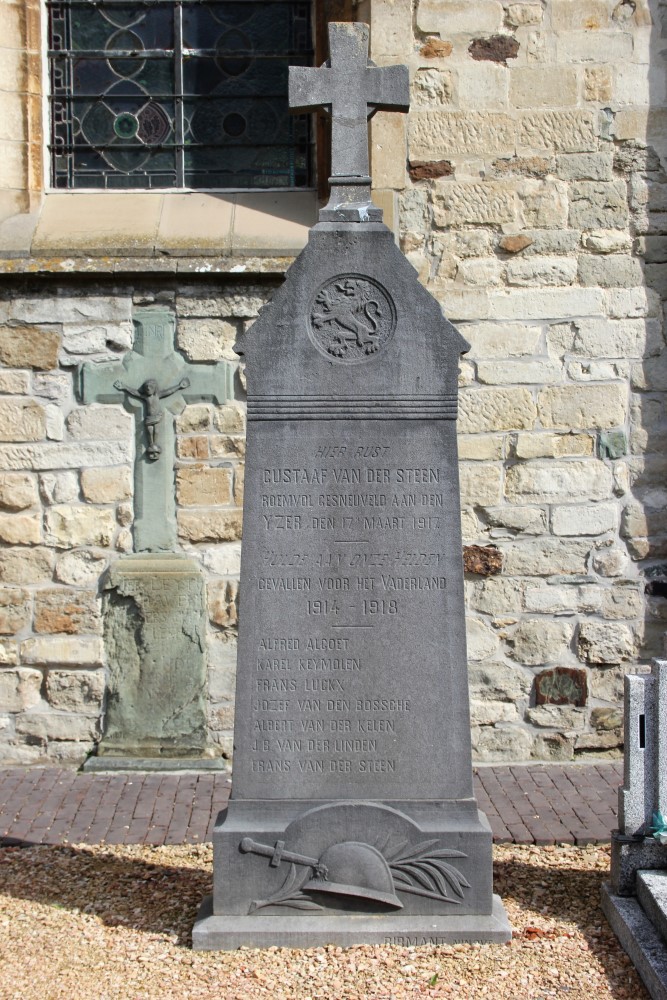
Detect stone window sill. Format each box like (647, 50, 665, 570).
(0, 190, 319, 274)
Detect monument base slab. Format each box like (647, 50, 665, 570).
(193, 894, 511, 950)
(601, 882, 667, 1000)
(83, 755, 229, 773)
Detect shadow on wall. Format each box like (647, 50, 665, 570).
(629, 0, 667, 672)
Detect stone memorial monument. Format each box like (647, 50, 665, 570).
(602, 656, 667, 998)
(79, 309, 233, 764)
(193, 23, 511, 948)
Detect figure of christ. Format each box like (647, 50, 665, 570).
(113, 376, 190, 460)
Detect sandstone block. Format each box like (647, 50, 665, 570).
(416, 0, 503, 34)
(547, 318, 662, 359)
(457, 435, 503, 461)
(466, 617, 500, 661)
(501, 538, 590, 575)
(21, 635, 104, 667)
(0, 587, 30, 635)
(526, 705, 586, 729)
(551, 502, 617, 537)
(590, 706, 623, 731)
(538, 384, 626, 430)
(591, 547, 628, 577)
(523, 585, 576, 614)
(606, 287, 660, 320)
(458, 387, 536, 433)
(0, 547, 55, 584)
(471, 725, 534, 761)
(0, 667, 42, 712)
(506, 256, 576, 287)
(178, 509, 243, 543)
(468, 660, 532, 701)
(506, 4, 543, 26)
(177, 286, 268, 319)
(470, 577, 524, 615)
(208, 579, 239, 629)
(176, 466, 233, 507)
(34, 588, 101, 635)
(0, 639, 18, 665)
(504, 229, 580, 256)
(583, 230, 632, 254)
(209, 435, 246, 459)
(461, 323, 541, 359)
(0, 371, 30, 395)
(66, 405, 132, 441)
(510, 619, 573, 665)
(33, 373, 73, 404)
(44, 506, 115, 548)
(4, 296, 132, 326)
(583, 66, 612, 102)
(0, 325, 61, 370)
(569, 180, 628, 231)
(39, 471, 80, 506)
(458, 63, 508, 111)
(175, 405, 212, 433)
(0, 472, 38, 511)
(556, 153, 613, 182)
(505, 460, 612, 504)
(470, 700, 519, 725)
(0, 441, 132, 472)
(177, 318, 238, 362)
(456, 258, 503, 288)
(476, 360, 562, 384)
(588, 664, 627, 703)
(512, 432, 594, 459)
(574, 729, 622, 751)
(483, 506, 547, 534)
(600, 586, 642, 621)
(510, 66, 577, 108)
(55, 550, 108, 587)
(0, 399, 45, 443)
(518, 110, 596, 153)
(460, 508, 479, 544)
(412, 68, 454, 107)
(0, 511, 41, 545)
(45, 670, 105, 714)
(555, 30, 633, 64)
(16, 712, 99, 743)
(551, 0, 610, 29)
(433, 182, 516, 227)
(578, 254, 644, 288)
(487, 287, 605, 320)
(233, 464, 244, 506)
(459, 465, 502, 506)
(213, 403, 246, 435)
(80, 465, 132, 504)
(410, 112, 516, 159)
(577, 621, 635, 664)
(201, 542, 242, 578)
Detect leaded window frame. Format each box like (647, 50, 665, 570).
(47, 0, 315, 191)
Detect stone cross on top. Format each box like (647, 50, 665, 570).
(289, 22, 409, 223)
(79, 308, 233, 553)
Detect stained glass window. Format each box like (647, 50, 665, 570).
(48, 0, 314, 189)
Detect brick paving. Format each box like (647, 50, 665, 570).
(0, 762, 622, 848)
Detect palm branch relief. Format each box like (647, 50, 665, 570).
(385, 839, 470, 904)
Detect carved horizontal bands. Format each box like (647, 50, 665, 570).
(247, 396, 458, 421)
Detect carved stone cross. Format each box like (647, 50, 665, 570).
(78, 308, 234, 552)
(289, 22, 409, 222)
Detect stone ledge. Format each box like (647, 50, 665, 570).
(0, 190, 317, 268)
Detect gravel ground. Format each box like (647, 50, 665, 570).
(0, 842, 647, 1000)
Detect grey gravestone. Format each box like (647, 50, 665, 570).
(193, 23, 511, 948)
(79, 309, 233, 764)
(601, 657, 667, 998)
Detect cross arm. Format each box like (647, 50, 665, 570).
(181, 361, 235, 406)
(367, 65, 410, 115)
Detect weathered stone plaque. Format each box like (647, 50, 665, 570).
(194, 23, 510, 948)
(98, 554, 208, 759)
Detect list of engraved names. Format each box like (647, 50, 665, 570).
(247, 440, 450, 782)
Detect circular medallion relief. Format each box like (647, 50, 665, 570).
(308, 275, 396, 364)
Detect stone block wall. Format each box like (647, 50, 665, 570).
(1, 0, 667, 764)
(369, 0, 667, 760)
(0, 281, 274, 763)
